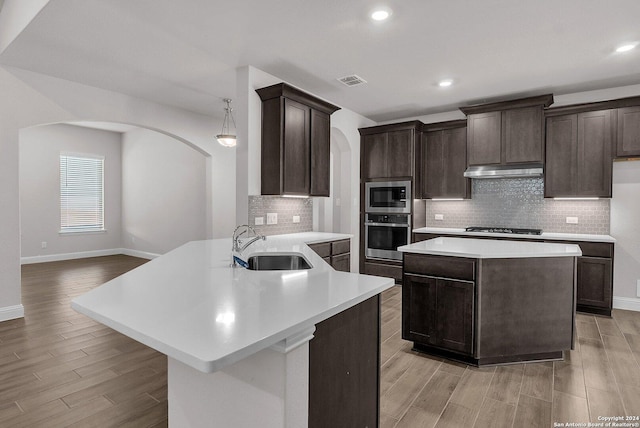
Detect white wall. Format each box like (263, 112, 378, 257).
(121, 127, 207, 255)
(0, 65, 230, 321)
(611, 160, 640, 310)
(20, 124, 122, 258)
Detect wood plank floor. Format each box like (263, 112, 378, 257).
(2, 256, 640, 427)
(1, 255, 167, 427)
(380, 285, 640, 428)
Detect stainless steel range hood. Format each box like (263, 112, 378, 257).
(463, 163, 543, 179)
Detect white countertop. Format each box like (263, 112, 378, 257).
(71, 232, 392, 374)
(413, 227, 616, 243)
(399, 237, 582, 259)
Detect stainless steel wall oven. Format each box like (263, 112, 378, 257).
(364, 213, 411, 261)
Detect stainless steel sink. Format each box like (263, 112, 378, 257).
(246, 253, 312, 271)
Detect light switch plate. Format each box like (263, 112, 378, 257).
(293, 215, 300, 223)
(566, 216, 579, 224)
(435, 214, 444, 221)
(267, 213, 278, 225)
(254, 217, 264, 226)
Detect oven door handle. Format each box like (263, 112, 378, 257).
(366, 222, 411, 227)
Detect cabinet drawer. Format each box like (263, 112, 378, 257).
(331, 239, 350, 256)
(364, 262, 402, 282)
(308, 242, 331, 258)
(331, 253, 350, 272)
(404, 254, 475, 281)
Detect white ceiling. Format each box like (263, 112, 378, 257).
(1, 0, 639, 122)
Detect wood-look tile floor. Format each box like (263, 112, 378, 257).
(2, 257, 640, 427)
(379, 285, 640, 428)
(1, 255, 167, 427)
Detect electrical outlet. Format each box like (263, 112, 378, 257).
(131, 235, 136, 243)
(293, 215, 300, 223)
(254, 216, 264, 226)
(41, 241, 47, 249)
(266, 213, 278, 225)
(566, 216, 579, 224)
(435, 214, 444, 221)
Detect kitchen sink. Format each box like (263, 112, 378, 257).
(247, 253, 312, 271)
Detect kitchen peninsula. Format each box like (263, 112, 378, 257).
(72, 233, 394, 428)
(399, 237, 582, 366)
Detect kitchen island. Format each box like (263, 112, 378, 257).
(399, 237, 582, 366)
(71, 233, 394, 428)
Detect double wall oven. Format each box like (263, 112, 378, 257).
(364, 181, 411, 261)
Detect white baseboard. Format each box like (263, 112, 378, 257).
(21, 248, 161, 264)
(0, 304, 25, 322)
(120, 248, 160, 260)
(613, 296, 640, 312)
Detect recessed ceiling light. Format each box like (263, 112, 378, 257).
(371, 8, 391, 21)
(438, 79, 453, 87)
(616, 43, 637, 53)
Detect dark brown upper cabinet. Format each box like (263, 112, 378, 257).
(460, 94, 554, 167)
(617, 106, 640, 157)
(359, 121, 421, 181)
(417, 120, 470, 199)
(257, 83, 340, 197)
(545, 109, 613, 198)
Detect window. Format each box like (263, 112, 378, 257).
(59, 153, 105, 232)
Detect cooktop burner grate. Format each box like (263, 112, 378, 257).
(465, 226, 542, 235)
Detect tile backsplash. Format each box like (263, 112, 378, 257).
(425, 178, 610, 234)
(248, 196, 313, 236)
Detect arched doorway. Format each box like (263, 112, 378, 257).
(19, 121, 211, 263)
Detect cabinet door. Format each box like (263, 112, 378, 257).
(577, 110, 612, 197)
(423, 130, 444, 198)
(577, 257, 612, 309)
(362, 133, 387, 179)
(503, 106, 544, 164)
(545, 114, 578, 197)
(282, 98, 310, 195)
(402, 274, 437, 344)
(309, 296, 379, 428)
(331, 253, 350, 272)
(310, 109, 330, 196)
(442, 127, 470, 198)
(387, 130, 413, 177)
(435, 279, 474, 355)
(617, 106, 640, 157)
(467, 111, 501, 166)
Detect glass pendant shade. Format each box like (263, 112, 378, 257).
(216, 98, 237, 147)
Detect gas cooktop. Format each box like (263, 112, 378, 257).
(465, 226, 543, 235)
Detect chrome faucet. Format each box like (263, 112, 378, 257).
(232, 224, 266, 253)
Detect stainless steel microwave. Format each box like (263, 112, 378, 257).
(365, 180, 411, 214)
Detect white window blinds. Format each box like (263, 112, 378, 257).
(60, 153, 105, 232)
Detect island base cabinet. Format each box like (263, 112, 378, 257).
(402, 253, 576, 366)
(403, 273, 474, 356)
(309, 296, 380, 428)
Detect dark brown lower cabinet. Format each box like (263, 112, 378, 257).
(309, 296, 380, 428)
(403, 274, 474, 355)
(402, 252, 575, 366)
(577, 256, 613, 312)
(308, 238, 351, 272)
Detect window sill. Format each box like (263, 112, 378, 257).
(59, 229, 107, 236)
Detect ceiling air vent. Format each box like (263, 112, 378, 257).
(337, 74, 367, 87)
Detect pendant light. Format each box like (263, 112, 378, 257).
(216, 98, 237, 147)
